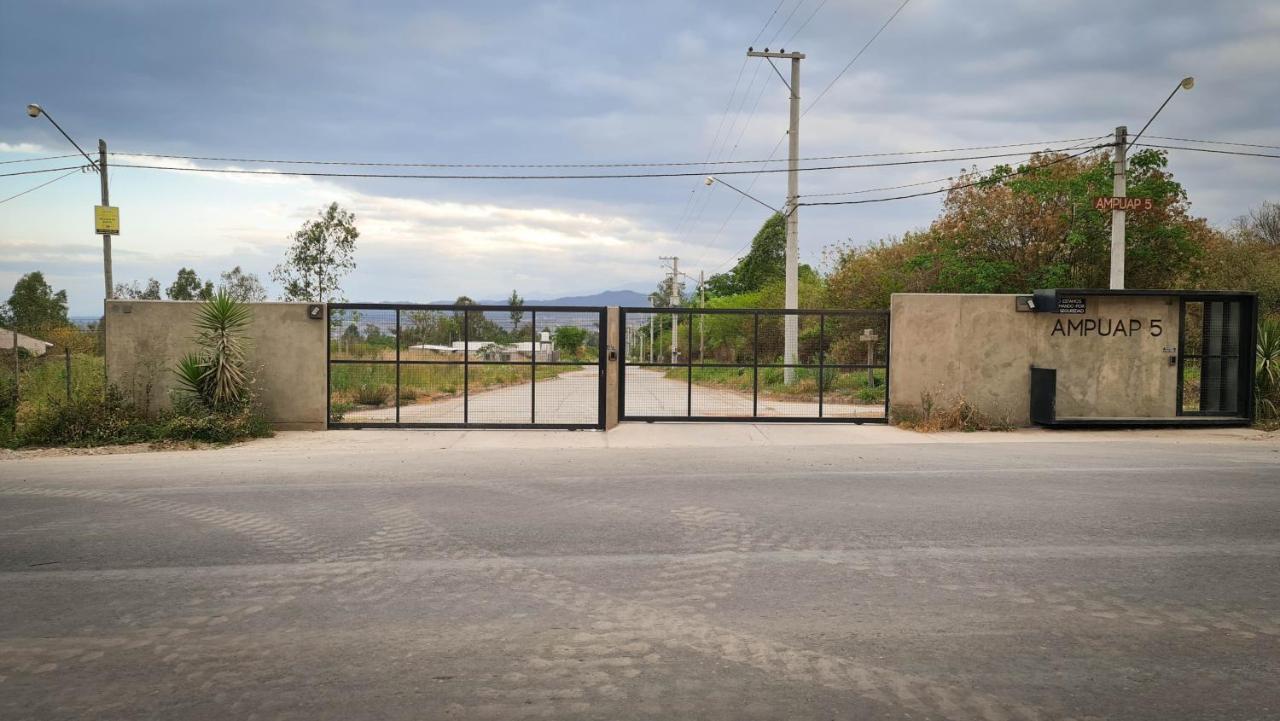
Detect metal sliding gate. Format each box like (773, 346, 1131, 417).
(619, 307, 890, 423)
(328, 304, 606, 429)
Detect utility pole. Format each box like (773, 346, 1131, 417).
(698, 269, 705, 362)
(660, 256, 680, 362)
(648, 296, 655, 363)
(99, 139, 113, 298)
(747, 47, 803, 383)
(1109, 126, 1127, 290)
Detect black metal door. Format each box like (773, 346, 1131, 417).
(327, 304, 606, 429)
(1177, 296, 1255, 418)
(618, 307, 889, 423)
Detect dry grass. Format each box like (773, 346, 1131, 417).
(891, 391, 1013, 432)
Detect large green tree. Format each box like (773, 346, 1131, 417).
(167, 267, 215, 301)
(2, 271, 69, 331)
(827, 149, 1215, 308)
(271, 202, 359, 302)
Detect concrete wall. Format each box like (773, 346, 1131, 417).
(105, 301, 327, 430)
(889, 293, 1180, 426)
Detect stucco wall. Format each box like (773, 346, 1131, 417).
(105, 300, 327, 430)
(889, 293, 1179, 425)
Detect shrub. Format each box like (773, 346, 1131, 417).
(172, 291, 252, 410)
(154, 398, 273, 444)
(15, 388, 154, 447)
(1257, 316, 1280, 425)
(891, 391, 1012, 432)
(355, 383, 392, 405)
(398, 387, 418, 402)
(330, 401, 355, 422)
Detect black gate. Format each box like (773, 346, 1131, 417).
(1177, 294, 1257, 418)
(619, 307, 889, 423)
(328, 304, 606, 429)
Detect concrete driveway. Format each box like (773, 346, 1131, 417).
(1, 428, 1278, 719)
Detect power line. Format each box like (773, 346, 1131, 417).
(1134, 143, 1280, 160)
(0, 164, 88, 178)
(1146, 135, 1280, 151)
(0, 168, 84, 205)
(0, 153, 81, 165)
(802, 135, 1109, 198)
(804, 0, 912, 116)
(797, 146, 1103, 207)
(784, 0, 830, 45)
(106, 137, 1098, 170)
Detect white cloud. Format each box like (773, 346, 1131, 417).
(0, 142, 47, 154)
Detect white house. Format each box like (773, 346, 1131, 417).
(0, 328, 54, 357)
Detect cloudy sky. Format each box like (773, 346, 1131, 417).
(1, 0, 1277, 315)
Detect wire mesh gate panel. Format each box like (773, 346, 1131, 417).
(328, 304, 606, 429)
(619, 307, 889, 423)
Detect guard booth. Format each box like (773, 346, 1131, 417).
(888, 289, 1258, 428)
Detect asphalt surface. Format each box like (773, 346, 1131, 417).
(1, 431, 1278, 720)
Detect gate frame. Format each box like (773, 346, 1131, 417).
(618, 306, 890, 424)
(327, 303, 607, 430)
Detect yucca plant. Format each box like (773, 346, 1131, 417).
(1257, 316, 1280, 421)
(172, 291, 252, 410)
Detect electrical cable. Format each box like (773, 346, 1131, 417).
(0, 165, 89, 178)
(1133, 143, 1280, 160)
(107, 137, 1100, 170)
(796, 146, 1101, 207)
(0, 153, 82, 165)
(803, 0, 911, 116)
(0, 168, 84, 205)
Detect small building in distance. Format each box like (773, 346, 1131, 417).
(0, 328, 54, 357)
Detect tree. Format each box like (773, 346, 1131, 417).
(219, 266, 267, 302)
(553, 325, 588, 355)
(507, 289, 524, 329)
(167, 267, 215, 301)
(114, 278, 162, 300)
(826, 149, 1214, 308)
(2, 272, 69, 330)
(271, 202, 359, 302)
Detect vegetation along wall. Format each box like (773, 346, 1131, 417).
(105, 300, 327, 430)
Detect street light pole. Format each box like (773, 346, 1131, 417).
(747, 48, 804, 383)
(26, 104, 113, 299)
(1109, 77, 1195, 290)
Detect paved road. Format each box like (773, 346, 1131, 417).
(347, 367, 883, 423)
(344, 367, 601, 424)
(1, 431, 1278, 719)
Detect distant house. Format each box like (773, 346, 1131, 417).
(0, 328, 54, 357)
(409, 332, 556, 362)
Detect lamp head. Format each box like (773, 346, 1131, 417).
(26, 103, 42, 118)
(1180, 77, 1195, 91)
(704, 176, 715, 186)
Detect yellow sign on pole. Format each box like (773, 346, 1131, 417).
(95, 205, 120, 235)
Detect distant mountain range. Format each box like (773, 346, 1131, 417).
(419, 290, 651, 307)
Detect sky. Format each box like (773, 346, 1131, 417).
(1, 0, 1278, 316)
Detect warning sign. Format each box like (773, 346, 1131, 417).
(95, 205, 120, 235)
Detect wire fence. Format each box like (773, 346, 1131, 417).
(1, 323, 105, 440)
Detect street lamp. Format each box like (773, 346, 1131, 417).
(27, 103, 113, 299)
(704, 176, 781, 214)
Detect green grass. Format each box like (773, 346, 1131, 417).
(666, 366, 886, 404)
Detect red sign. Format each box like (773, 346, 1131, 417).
(1093, 196, 1154, 212)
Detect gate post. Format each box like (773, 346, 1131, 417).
(605, 307, 620, 430)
